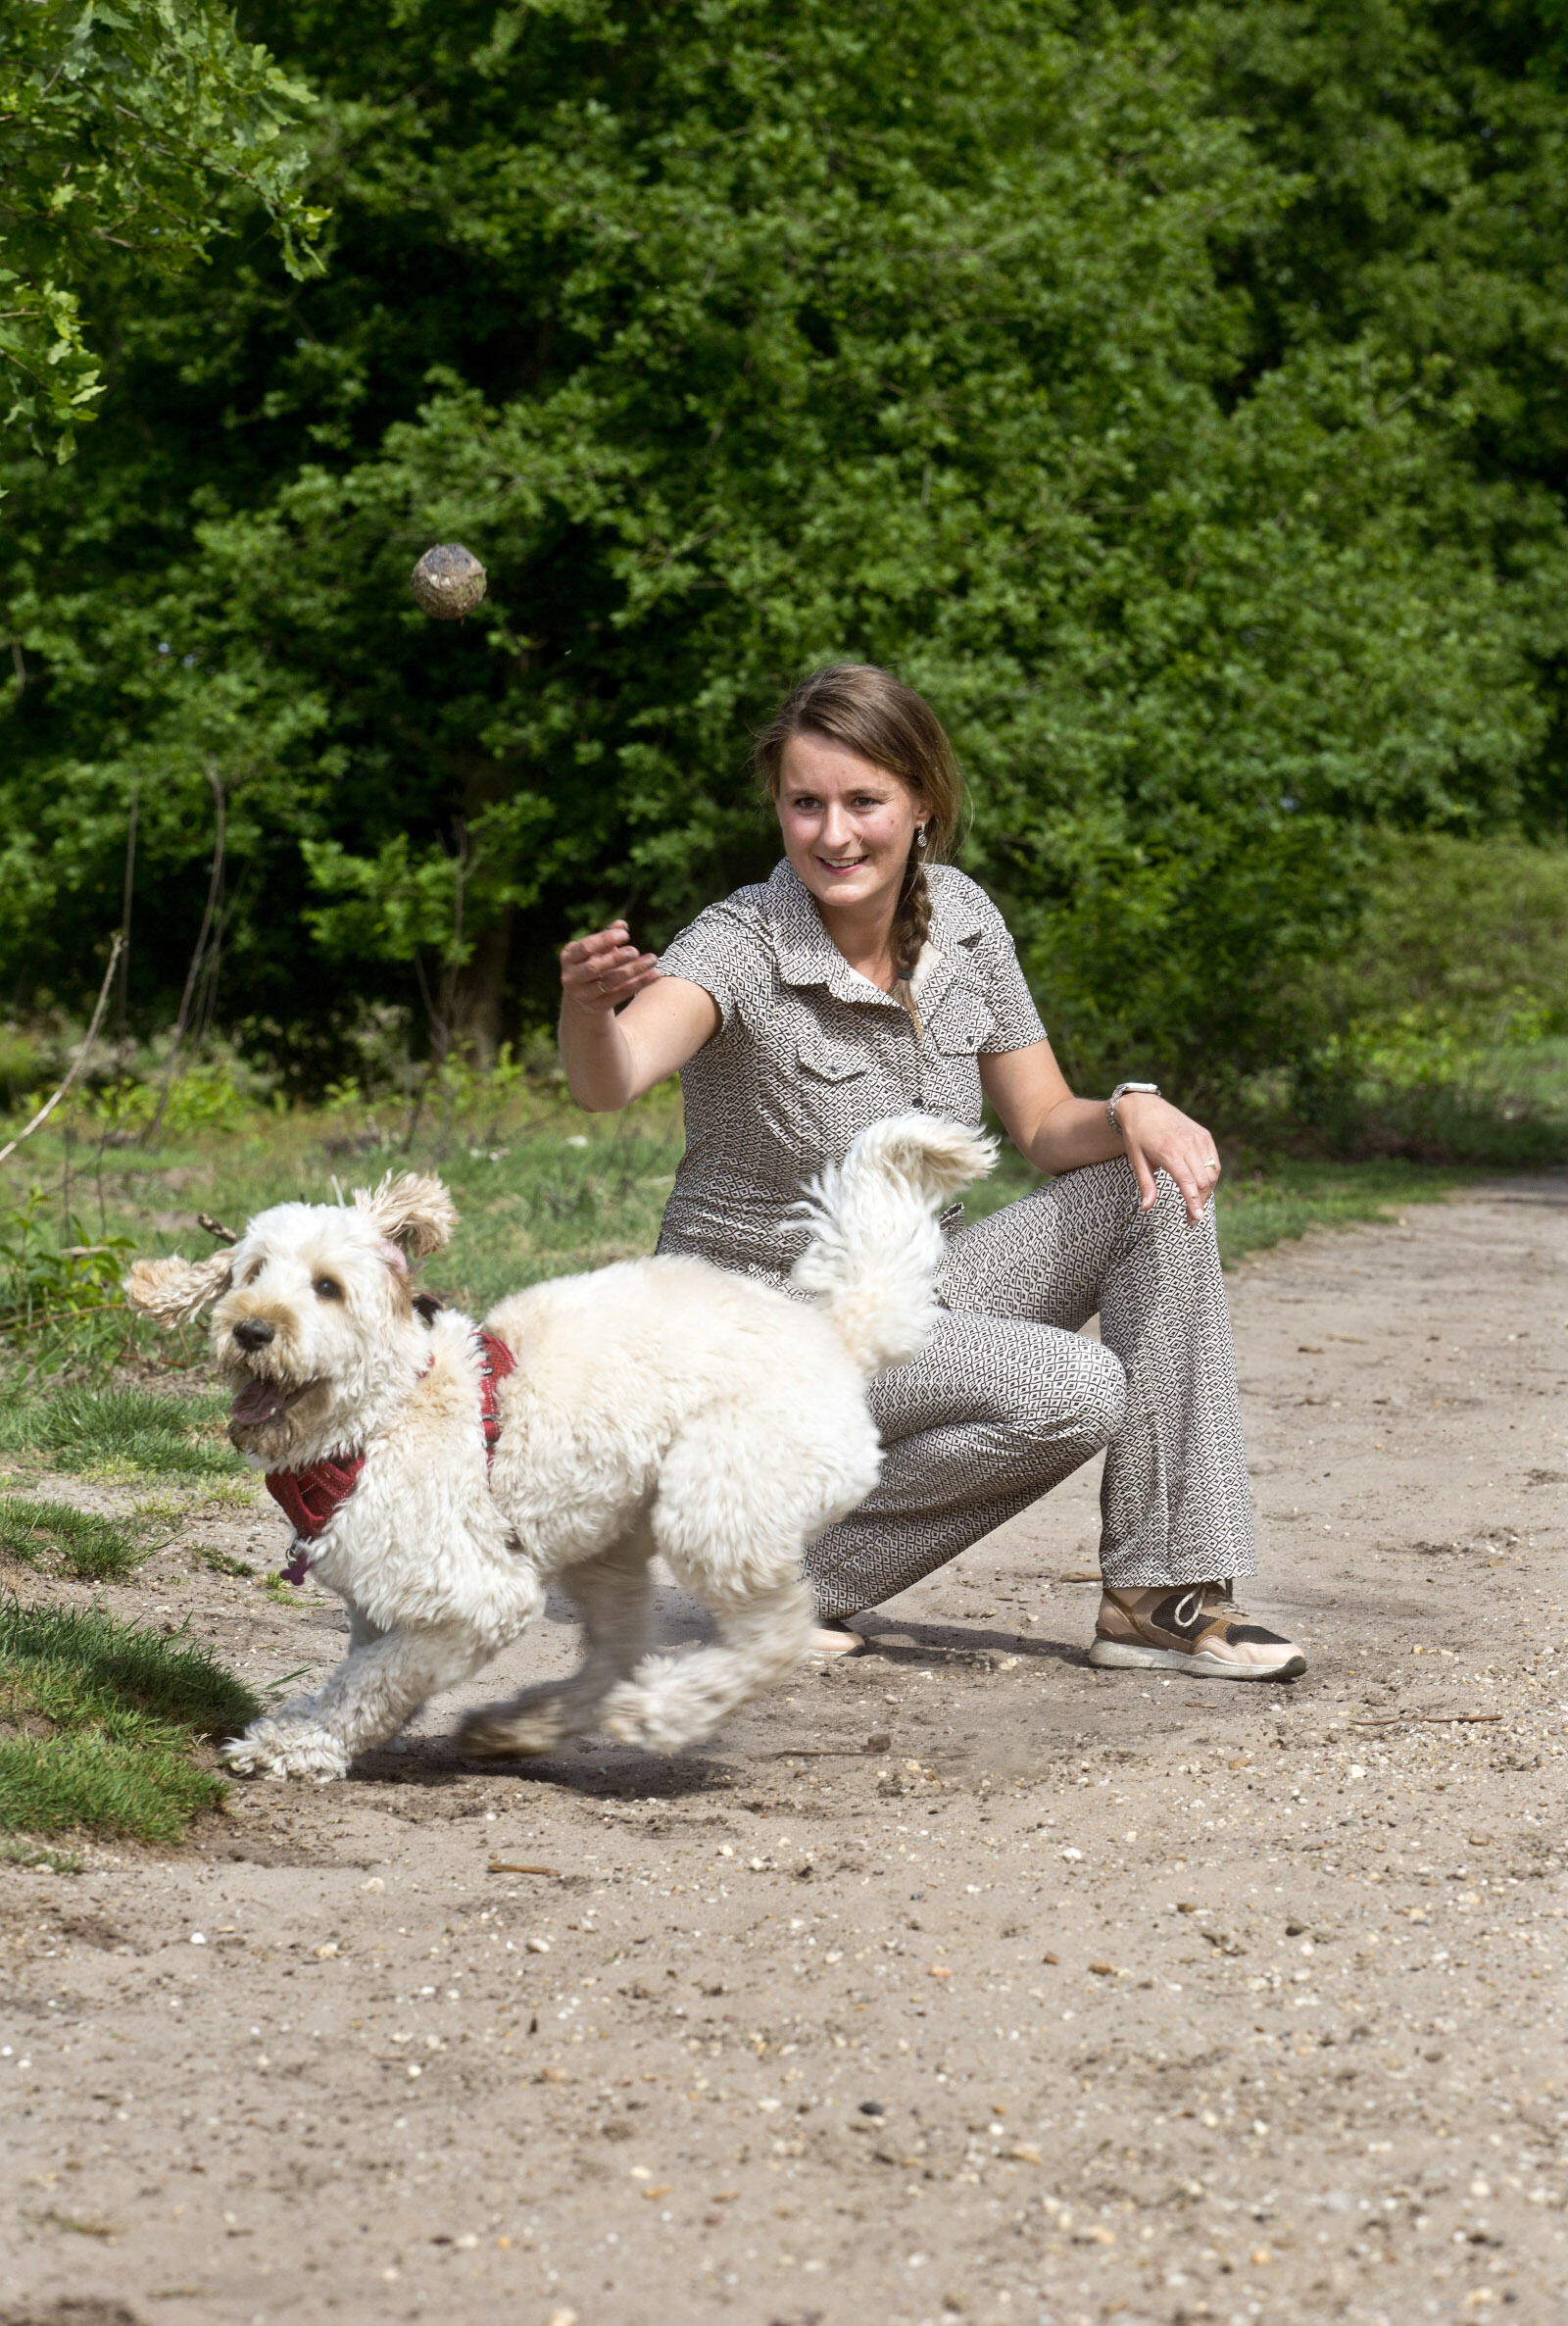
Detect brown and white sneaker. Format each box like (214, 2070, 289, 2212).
(1088, 1583, 1305, 1681)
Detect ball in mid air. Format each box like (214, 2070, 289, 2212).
(411, 543, 487, 619)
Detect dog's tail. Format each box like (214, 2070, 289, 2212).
(789, 1114, 997, 1375)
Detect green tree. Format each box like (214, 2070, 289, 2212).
(0, 0, 325, 454)
(2, 0, 1567, 1098)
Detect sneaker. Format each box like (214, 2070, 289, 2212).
(1088, 1583, 1305, 1681)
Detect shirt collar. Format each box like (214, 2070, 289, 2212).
(767, 858, 985, 1013)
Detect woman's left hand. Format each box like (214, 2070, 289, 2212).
(1113, 1093, 1222, 1222)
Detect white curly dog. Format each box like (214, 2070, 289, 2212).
(126, 1114, 993, 1779)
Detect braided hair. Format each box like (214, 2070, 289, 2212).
(754, 664, 968, 1032)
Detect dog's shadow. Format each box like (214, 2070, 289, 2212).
(338, 1587, 1093, 1796)
(857, 1616, 1088, 1670)
(350, 1739, 737, 1801)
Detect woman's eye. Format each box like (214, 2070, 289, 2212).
(314, 1277, 344, 1302)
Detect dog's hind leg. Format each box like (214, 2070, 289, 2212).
(224, 1621, 489, 1782)
(600, 1573, 816, 1755)
(457, 1528, 654, 1760)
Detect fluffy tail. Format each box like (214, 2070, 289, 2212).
(789, 1114, 997, 1375)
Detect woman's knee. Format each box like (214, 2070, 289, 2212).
(1015, 1342, 1125, 1455)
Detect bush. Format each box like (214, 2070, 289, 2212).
(1268, 838, 1568, 1162)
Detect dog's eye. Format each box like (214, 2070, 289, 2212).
(314, 1276, 344, 1302)
(245, 1260, 265, 1285)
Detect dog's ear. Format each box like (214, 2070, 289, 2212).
(354, 1170, 458, 1262)
(124, 1252, 235, 1325)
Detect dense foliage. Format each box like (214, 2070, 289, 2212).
(4, 0, 1568, 1100)
(0, 0, 323, 453)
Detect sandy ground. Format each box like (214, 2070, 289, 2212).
(3, 1176, 1568, 2326)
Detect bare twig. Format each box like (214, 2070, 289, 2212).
(0, 934, 124, 1167)
(1348, 1712, 1502, 1727)
(117, 777, 138, 1032)
(142, 762, 225, 1144)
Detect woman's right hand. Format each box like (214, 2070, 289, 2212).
(560, 920, 661, 1016)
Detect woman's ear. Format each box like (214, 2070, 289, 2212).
(124, 1251, 235, 1325)
(354, 1170, 458, 1261)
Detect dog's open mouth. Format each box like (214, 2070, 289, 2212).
(229, 1376, 317, 1430)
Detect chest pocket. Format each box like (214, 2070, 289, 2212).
(927, 989, 997, 1058)
(797, 1036, 869, 1084)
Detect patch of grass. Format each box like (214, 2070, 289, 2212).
(0, 1835, 82, 1873)
(1213, 1160, 1467, 1265)
(0, 1387, 239, 1480)
(193, 1476, 260, 1509)
(0, 1602, 257, 1844)
(0, 1496, 169, 1581)
(962, 1141, 1468, 1266)
(191, 1544, 256, 1578)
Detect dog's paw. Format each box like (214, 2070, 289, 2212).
(222, 1719, 349, 1783)
(455, 1704, 562, 1760)
(600, 1682, 706, 1757)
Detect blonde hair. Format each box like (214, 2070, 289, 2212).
(753, 664, 968, 996)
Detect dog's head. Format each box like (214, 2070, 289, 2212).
(125, 1172, 458, 1462)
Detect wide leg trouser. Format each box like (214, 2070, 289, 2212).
(802, 1158, 1256, 1621)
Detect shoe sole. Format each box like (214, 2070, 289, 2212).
(1088, 1636, 1306, 1681)
(807, 1627, 866, 1658)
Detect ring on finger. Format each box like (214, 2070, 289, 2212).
(1204, 1156, 1220, 1171)
(596, 976, 609, 994)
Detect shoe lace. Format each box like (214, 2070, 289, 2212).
(1173, 1579, 1243, 1630)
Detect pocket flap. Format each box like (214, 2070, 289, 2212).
(798, 1037, 868, 1083)
(928, 990, 997, 1058)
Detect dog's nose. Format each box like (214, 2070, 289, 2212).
(232, 1318, 275, 1352)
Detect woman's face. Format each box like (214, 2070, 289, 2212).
(775, 732, 926, 926)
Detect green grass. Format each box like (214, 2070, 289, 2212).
(0, 1387, 240, 1480)
(0, 1496, 170, 1581)
(0, 1602, 257, 1844)
(0, 1836, 83, 1873)
(1210, 1159, 1469, 1265)
(949, 1143, 1468, 1265)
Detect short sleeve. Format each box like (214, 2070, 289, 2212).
(977, 916, 1048, 1052)
(933, 872, 1047, 1052)
(657, 902, 757, 1027)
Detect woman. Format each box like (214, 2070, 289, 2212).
(558, 664, 1304, 1682)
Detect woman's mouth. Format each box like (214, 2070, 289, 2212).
(815, 855, 869, 876)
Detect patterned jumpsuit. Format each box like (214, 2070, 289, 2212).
(655, 860, 1256, 1623)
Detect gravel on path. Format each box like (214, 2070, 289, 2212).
(2, 1176, 1566, 2326)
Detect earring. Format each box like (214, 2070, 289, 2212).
(914, 823, 928, 850)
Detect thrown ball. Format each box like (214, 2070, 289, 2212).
(411, 543, 487, 619)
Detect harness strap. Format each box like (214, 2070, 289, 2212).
(268, 1326, 514, 1585)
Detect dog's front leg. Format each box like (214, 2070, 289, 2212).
(223, 1622, 486, 1782)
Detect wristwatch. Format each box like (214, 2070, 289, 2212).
(1107, 1080, 1159, 1132)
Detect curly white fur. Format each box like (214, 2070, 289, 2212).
(127, 1115, 993, 1778)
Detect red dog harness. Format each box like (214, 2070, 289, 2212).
(269, 1328, 515, 1586)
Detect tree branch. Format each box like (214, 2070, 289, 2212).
(0, 934, 124, 1167)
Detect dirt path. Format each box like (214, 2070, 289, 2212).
(4, 1178, 1568, 2326)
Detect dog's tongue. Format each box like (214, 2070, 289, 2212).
(231, 1377, 290, 1427)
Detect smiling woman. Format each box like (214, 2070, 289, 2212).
(556, 664, 1306, 1683)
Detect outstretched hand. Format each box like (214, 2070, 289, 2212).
(560, 920, 661, 1015)
(1114, 1093, 1221, 1222)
